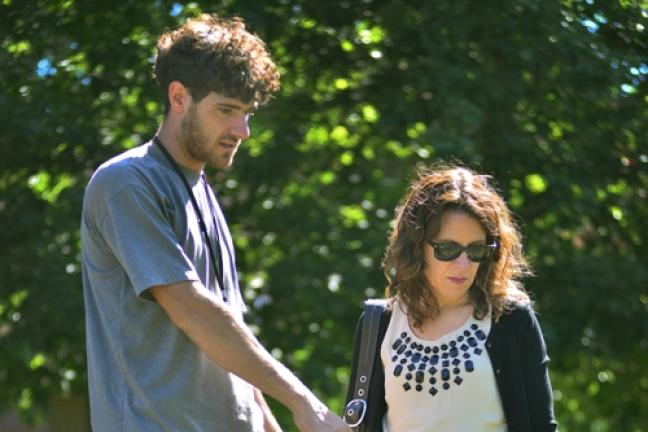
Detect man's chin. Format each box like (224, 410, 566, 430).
(208, 157, 234, 170)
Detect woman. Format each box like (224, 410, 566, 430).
(346, 164, 557, 431)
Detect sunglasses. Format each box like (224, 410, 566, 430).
(428, 240, 497, 262)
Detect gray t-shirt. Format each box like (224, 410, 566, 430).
(81, 142, 263, 432)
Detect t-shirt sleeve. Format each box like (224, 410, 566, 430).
(99, 184, 200, 298)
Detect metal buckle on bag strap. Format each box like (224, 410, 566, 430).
(343, 398, 367, 428)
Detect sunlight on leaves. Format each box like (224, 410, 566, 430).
(293, 347, 311, 364)
(525, 173, 548, 193)
(355, 21, 386, 44)
(340, 151, 354, 166)
(246, 129, 273, 157)
(339, 205, 366, 227)
(7, 40, 31, 55)
(327, 273, 342, 293)
(509, 179, 525, 208)
(406, 122, 427, 139)
(302, 125, 329, 150)
(29, 353, 47, 370)
(334, 78, 349, 90)
(330, 125, 350, 146)
(609, 206, 624, 221)
(18, 388, 32, 411)
(386, 140, 413, 158)
(361, 104, 379, 123)
(319, 171, 336, 185)
(340, 39, 354, 52)
(9, 290, 28, 308)
(298, 18, 317, 30)
(607, 180, 628, 195)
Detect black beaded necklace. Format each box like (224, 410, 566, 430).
(153, 136, 227, 303)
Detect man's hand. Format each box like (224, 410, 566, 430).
(291, 392, 350, 432)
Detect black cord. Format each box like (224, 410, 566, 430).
(153, 136, 227, 302)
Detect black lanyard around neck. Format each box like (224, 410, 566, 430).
(153, 136, 227, 303)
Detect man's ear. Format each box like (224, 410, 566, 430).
(168, 81, 192, 113)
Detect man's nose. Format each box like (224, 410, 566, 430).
(230, 115, 250, 140)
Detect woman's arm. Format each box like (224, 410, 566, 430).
(518, 305, 558, 431)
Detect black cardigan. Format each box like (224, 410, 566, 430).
(345, 302, 558, 431)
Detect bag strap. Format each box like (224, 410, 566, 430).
(344, 299, 387, 428)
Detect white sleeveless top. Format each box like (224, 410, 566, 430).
(380, 300, 506, 431)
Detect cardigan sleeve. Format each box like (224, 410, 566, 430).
(517, 304, 558, 431)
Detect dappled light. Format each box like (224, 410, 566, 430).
(0, 0, 646, 430)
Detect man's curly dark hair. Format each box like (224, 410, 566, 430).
(153, 13, 280, 112)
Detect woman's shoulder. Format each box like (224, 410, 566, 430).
(507, 299, 534, 313)
(496, 299, 536, 326)
(356, 297, 394, 323)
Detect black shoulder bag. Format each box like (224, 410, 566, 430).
(344, 299, 388, 430)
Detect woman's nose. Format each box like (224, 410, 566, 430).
(453, 252, 472, 268)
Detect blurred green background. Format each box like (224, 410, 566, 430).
(1, 0, 646, 430)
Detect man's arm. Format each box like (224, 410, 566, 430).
(149, 281, 349, 432)
(254, 387, 282, 432)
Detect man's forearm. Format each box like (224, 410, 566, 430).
(150, 281, 310, 412)
(150, 281, 350, 432)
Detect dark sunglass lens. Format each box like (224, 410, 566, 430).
(434, 242, 462, 261)
(467, 245, 492, 262)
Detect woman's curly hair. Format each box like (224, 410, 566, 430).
(383, 163, 532, 327)
(153, 14, 280, 112)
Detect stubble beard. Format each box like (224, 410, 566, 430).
(178, 105, 208, 166)
(178, 105, 233, 169)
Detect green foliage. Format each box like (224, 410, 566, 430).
(1, 0, 646, 430)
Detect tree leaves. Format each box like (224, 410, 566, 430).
(1, 0, 646, 429)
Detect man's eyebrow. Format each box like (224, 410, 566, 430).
(215, 102, 258, 114)
(215, 102, 243, 110)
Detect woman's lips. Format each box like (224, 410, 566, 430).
(448, 277, 468, 284)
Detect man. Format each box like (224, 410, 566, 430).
(81, 13, 349, 432)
